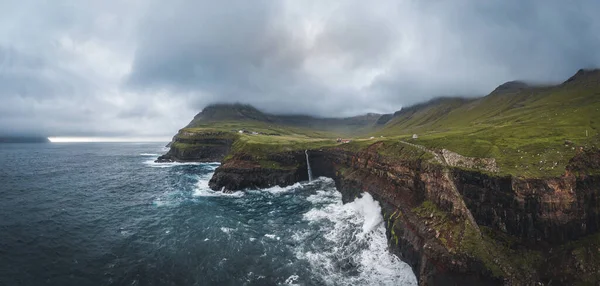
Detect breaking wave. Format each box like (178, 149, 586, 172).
(294, 189, 417, 285)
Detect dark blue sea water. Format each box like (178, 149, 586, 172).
(0, 143, 416, 286)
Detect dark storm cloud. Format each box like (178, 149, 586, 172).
(1, 0, 599, 137)
(126, 0, 600, 117)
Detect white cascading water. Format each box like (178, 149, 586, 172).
(305, 150, 314, 181)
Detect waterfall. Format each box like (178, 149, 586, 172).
(305, 150, 314, 181)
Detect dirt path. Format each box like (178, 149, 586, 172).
(399, 140, 446, 165)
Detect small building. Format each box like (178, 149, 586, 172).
(412, 134, 418, 139)
(251, 132, 258, 135)
(341, 139, 352, 144)
(238, 130, 244, 134)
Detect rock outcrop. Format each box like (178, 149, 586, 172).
(209, 151, 308, 191)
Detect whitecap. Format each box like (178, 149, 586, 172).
(284, 275, 300, 285)
(264, 234, 280, 240)
(152, 199, 177, 207)
(139, 153, 159, 156)
(260, 182, 303, 194)
(220, 227, 236, 234)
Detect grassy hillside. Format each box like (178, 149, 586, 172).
(173, 69, 600, 177)
(376, 69, 600, 177)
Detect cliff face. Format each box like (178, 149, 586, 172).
(208, 145, 600, 285)
(156, 131, 236, 163)
(209, 151, 308, 190)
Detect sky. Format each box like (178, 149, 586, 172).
(1, 0, 599, 139)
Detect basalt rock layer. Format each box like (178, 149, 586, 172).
(208, 145, 600, 285)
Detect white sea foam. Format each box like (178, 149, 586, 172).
(143, 159, 208, 168)
(139, 153, 160, 156)
(193, 174, 244, 197)
(220, 227, 235, 234)
(152, 199, 178, 207)
(296, 191, 417, 286)
(284, 275, 300, 285)
(264, 234, 280, 240)
(259, 182, 303, 194)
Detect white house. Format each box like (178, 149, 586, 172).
(412, 134, 418, 139)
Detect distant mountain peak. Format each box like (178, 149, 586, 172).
(491, 81, 529, 94)
(187, 103, 270, 126)
(564, 68, 600, 84)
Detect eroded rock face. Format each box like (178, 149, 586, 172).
(453, 170, 600, 245)
(207, 146, 600, 285)
(208, 152, 308, 191)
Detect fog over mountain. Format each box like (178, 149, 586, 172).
(1, 0, 599, 138)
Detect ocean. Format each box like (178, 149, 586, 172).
(0, 142, 416, 286)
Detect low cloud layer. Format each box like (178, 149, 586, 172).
(1, 0, 599, 137)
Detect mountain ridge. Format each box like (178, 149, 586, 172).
(188, 68, 600, 135)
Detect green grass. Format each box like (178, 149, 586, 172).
(373, 81, 600, 177)
(374, 141, 434, 161)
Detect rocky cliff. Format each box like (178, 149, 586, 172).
(206, 142, 600, 285)
(156, 130, 237, 163)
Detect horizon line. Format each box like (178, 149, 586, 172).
(48, 136, 171, 143)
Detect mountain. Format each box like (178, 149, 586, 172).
(0, 136, 49, 143)
(185, 103, 386, 136)
(186, 103, 271, 124)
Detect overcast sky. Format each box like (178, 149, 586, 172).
(1, 0, 599, 138)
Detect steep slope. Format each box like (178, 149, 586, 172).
(382, 97, 475, 132)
